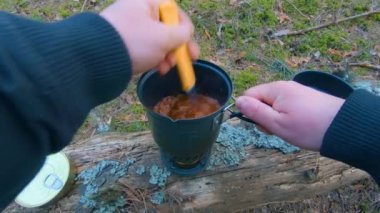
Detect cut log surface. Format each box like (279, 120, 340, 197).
(6, 131, 368, 212)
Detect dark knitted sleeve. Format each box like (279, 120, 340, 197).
(321, 89, 380, 184)
(0, 12, 131, 208)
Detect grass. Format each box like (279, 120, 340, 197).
(2, 0, 380, 210)
(1, 0, 378, 132)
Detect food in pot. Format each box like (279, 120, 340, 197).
(153, 94, 220, 120)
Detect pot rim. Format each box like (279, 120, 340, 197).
(292, 70, 354, 98)
(137, 59, 233, 122)
(293, 70, 352, 88)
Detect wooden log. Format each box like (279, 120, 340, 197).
(5, 132, 368, 212)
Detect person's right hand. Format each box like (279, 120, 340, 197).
(100, 0, 199, 75)
(236, 81, 345, 151)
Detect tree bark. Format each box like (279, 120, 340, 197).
(5, 132, 368, 212)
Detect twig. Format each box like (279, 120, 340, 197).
(81, 0, 88, 12)
(271, 10, 380, 38)
(349, 62, 380, 71)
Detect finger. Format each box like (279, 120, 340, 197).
(188, 41, 200, 60)
(256, 125, 273, 135)
(158, 61, 171, 75)
(150, 0, 162, 20)
(166, 52, 176, 67)
(236, 96, 280, 132)
(178, 8, 194, 35)
(243, 81, 288, 105)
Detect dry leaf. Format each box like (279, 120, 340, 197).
(235, 51, 247, 64)
(229, 0, 241, 6)
(276, 0, 291, 23)
(273, 39, 285, 46)
(279, 11, 291, 23)
(217, 18, 229, 24)
(373, 45, 380, 58)
(286, 56, 311, 68)
(123, 114, 132, 121)
(374, 44, 380, 51)
(327, 48, 358, 57)
(204, 29, 211, 39)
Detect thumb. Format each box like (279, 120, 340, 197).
(236, 96, 280, 132)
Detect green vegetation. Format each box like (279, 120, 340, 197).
(233, 68, 259, 95)
(2, 0, 379, 134)
(111, 120, 149, 133)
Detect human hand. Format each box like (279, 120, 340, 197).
(100, 0, 199, 75)
(236, 81, 345, 151)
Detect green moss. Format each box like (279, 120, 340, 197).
(372, 14, 380, 21)
(356, 51, 373, 61)
(293, 20, 309, 31)
(130, 103, 145, 115)
(295, 29, 350, 54)
(15, 0, 29, 8)
(59, 8, 71, 18)
(284, 0, 319, 15)
(233, 68, 259, 95)
(178, 0, 192, 11)
(249, 0, 278, 27)
(264, 43, 290, 60)
(324, 0, 341, 11)
(354, 67, 370, 76)
(198, 0, 221, 11)
(111, 120, 149, 133)
(353, 2, 370, 13)
(359, 201, 370, 212)
(57, 1, 81, 18)
(221, 24, 235, 46)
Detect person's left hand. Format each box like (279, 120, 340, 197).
(100, 0, 199, 75)
(236, 81, 345, 151)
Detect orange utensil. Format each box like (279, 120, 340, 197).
(159, 0, 196, 93)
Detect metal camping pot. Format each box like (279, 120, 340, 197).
(137, 60, 252, 175)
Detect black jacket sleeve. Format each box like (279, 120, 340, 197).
(321, 89, 380, 184)
(0, 12, 131, 208)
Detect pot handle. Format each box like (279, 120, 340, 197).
(229, 112, 255, 124)
(224, 97, 256, 124)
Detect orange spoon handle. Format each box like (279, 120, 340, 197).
(159, 0, 196, 92)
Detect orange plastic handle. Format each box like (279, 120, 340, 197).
(159, 0, 196, 92)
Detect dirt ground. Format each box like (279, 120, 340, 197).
(1, 0, 380, 212)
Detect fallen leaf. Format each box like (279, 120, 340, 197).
(374, 44, 380, 51)
(373, 45, 380, 58)
(276, 0, 291, 23)
(217, 18, 229, 24)
(279, 11, 291, 23)
(204, 29, 211, 39)
(273, 39, 284, 46)
(353, 184, 364, 192)
(123, 114, 132, 121)
(285, 56, 311, 68)
(327, 48, 358, 57)
(229, 0, 241, 6)
(235, 51, 247, 64)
